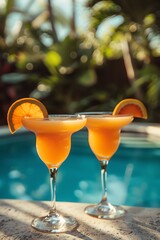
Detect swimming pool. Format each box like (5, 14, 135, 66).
(0, 128, 160, 208)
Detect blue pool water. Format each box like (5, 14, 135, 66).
(0, 129, 160, 208)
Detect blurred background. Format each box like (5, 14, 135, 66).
(1, 0, 160, 125)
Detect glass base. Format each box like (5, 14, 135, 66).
(84, 202, 126, 219)
(31, 213, 78, 233)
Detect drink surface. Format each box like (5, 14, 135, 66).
(86, 115, 133, 160)
(22, 116, 86, 168)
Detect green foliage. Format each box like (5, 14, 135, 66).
(134, 65, 160, 107)
(44, 51, 62, 73)
(86, 0, 160, 122)
(1, 0, 160, 124)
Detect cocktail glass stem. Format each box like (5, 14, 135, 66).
(31, 166, 78, 232)
(84, 159, 126, 219)
(49, 168, 58, 215)
(100, 160, 108, 204)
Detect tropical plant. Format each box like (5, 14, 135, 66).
(0, 0, 99, 124)
(86, 0, 160, 121)
(1, 0, 160, 124)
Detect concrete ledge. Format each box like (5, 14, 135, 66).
(0, 199, 159, 239)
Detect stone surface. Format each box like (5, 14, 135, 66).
(0, 199, 159, 240)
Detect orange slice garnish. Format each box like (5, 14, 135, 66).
(112, 98, 148, 119)
(7, 98, 48, 134)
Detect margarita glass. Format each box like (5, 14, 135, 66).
(81, 112, 133, 219)
(22, 114, 86, 233)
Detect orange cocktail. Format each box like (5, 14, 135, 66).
(22, 116, 86, 169)
(84, 113, 133, 219)
(21, 115, 86, 233)
(87, 115, 133, 161)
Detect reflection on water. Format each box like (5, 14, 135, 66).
(74, 175, 127, 205)
(0, 131, 160, 207)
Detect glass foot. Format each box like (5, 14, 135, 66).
(31, 213, 78, 233)
(85, 202, 126, 219)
